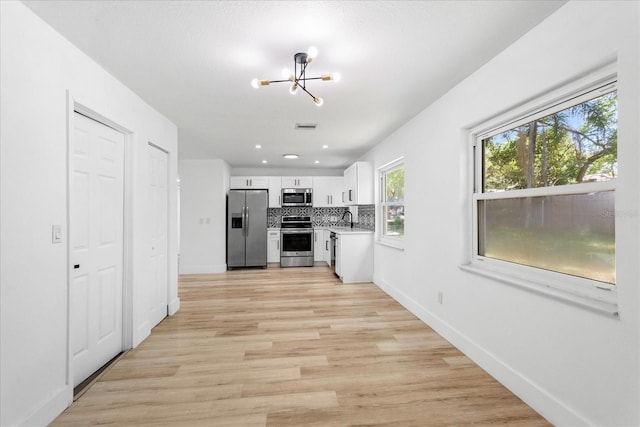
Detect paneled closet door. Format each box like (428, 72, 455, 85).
(70, 112, 124, 387)
(148, 143, 169, 328)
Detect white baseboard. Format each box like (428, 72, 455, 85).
(17, 384, 71, 427)
(168, 297, 180, 316)
(179, 264, 227, 274)
(373, 276, 590, 427)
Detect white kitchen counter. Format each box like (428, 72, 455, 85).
(317, 226, 373, 235)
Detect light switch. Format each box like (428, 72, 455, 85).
(52, 225, 62, 243)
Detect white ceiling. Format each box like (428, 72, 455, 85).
(24, 0, 565, 169)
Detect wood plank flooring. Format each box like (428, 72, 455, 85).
(51, 266, 550, 426)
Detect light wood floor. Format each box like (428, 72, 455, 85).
(52, 266, 550, 426)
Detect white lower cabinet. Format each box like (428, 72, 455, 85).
(323, 230, 332, 267)
(267, 229, 280, 263)
(314, 229, 325, 263)
(334, 232, 373, 283)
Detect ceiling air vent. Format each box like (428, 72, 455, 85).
(295, 123, 317, 130)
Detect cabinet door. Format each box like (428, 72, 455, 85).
(323, 230, 331, 266)
(249, 176, 269, 189)
(313, 229, 324, 262)
(267, 230, 280, 263)
(343, 164, 357, 205)
(268, 176, 282, 207)
(230, 176, 269, 189)
(329, 176, 345, 207)
(282, 176, 313, 188)
(312, 177, 331, 207)
(230, 176, 250, 189)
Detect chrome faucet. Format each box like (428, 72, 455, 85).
(342, 211, 354, 228)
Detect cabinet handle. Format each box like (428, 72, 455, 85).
(342, 192, 345, 203)
(314, 232, 317, 242)
(349, 190, 353, 201)
(278, 195, 281, 205)
(330, 195, 333, 205)
(327, 195, 330, 205)
(325, 241, 328, 251)
(277, 240, 279, 250)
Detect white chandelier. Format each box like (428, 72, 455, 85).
(251, 47, 341, 106)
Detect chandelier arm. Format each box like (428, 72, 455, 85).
(298, 61, 309, 89)
(297, 84, 317, 100)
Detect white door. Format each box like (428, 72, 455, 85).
(70, 113, 124, 387)
(148, 143, 168, 327)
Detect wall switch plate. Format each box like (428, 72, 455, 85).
(52, 225, 62, 243)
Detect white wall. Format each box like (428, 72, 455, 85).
(0, 2, 179, 426)
(362, 1, 639, 426)
(179, 159, 230, 274)
(231, 167, 344, 177)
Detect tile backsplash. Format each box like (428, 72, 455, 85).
(268, 205, 375, 231)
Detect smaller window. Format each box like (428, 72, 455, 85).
(379, 158, 405, 243)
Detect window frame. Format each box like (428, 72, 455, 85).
(378, 157, 405, 248)
(465, 65, 619, 315)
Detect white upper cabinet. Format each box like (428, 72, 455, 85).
(281, 176, 313, 188)
(230, 176, 269, 189)
(268, 176, 282, 208)
(343, 162, 373, 205)
(313, 176, 344, 207)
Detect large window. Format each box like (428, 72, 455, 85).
(379, 158, 405, 243)
(472, 77, 617, 304)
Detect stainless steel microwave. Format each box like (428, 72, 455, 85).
(281, 188, 312, 207)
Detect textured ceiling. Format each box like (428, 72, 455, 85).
(24, 0, 565, 169)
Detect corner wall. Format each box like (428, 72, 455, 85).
(0, 2, 179, 425)
(362, 1, 640, 425)
(179, 159, 231, 274)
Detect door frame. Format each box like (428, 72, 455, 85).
(65, 91, 135, 398)
(148, 141, 171, 321)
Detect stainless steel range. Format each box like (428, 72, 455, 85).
(280, 215, 314, 267)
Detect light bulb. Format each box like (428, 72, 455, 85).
(307, 46, 318, 59)
(281, 67, 291, 79)
(251, 78, 259, 89)
(313, 97, 324, 107)
(333, 72, 342, 82)
(289, 83, 298, 95)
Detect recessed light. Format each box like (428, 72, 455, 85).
(262, 160, 268, 164)
(322, 145, 328, 149)
(283, 154, 299, 159)
(255, 144, 262, 149)
(314, 160, 320, 164)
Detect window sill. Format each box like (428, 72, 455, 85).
(376, 239, 405, 251)
(459, 262, 618, 317)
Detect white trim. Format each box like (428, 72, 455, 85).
(179, 264, 228, 274)
(378, 157, 405, 247)
(459, 263, 618, 316)
(372, 276, 591, 426)
(16, 385, 70, 427)
(168, 297, 181, 316)
(474, 61, 617, 139)
(375, 238, 405, 251)
(475, 180, 615, 200)
(466, 66, 619, 312)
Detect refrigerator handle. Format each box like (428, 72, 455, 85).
(246, 206, 249, 237)
(241, 206, 246, 237)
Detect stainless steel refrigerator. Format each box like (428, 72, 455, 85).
(227, 190, 268, 268)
